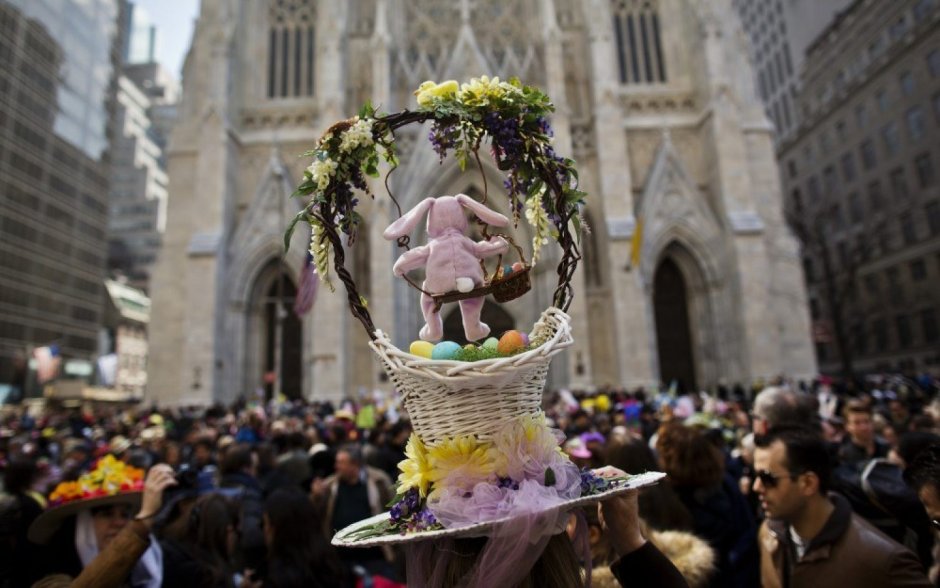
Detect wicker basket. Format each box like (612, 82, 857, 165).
(370, 307, 573, 446)
(490, 266, 531, 303)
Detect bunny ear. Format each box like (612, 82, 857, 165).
(383, 197, 436, 240)
(455, 194, 509, 227)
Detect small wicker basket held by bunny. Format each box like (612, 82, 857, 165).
(286, 77, 664, 549)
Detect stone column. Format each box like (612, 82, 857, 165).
(585, 0, 656, 388)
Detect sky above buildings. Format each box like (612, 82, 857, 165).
(134, 0, 200, 78)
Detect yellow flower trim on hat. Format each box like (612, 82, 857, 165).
(396, 434, 432, 498)
(426, 435, 499, 498)
(48, 455, 144, 507)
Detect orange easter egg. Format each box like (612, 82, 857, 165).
(497, 330, 526, 355)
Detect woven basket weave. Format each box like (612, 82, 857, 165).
(370, 307, 573, 447)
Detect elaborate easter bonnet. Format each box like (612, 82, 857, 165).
(288, 77, 664, 583)
(28, 455, 144, 544)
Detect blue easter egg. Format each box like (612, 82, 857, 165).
(503, 264, 513, 277)
(431, 341, 462, 360)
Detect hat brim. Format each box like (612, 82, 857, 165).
(28, 492, 142, 544)
(332, 471, 666, 548)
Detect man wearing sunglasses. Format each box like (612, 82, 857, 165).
(754, 426, 929, 587)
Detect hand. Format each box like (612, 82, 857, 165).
(237, 569, 262, 588)
(594, 466, 646, 558)
(136, 464, 177, 524)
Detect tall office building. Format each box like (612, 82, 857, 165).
(779, 0, 940, 375)
(107, 1, 178, 291)
(0, 0, 122, 398)
(732, 0, 853, 143)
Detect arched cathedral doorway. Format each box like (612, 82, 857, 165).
(653, 257, 696, 393)
(249, 261, 303, 401)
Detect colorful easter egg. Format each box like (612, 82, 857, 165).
(409, 340, 434, 358)
(463, 344, 476, 350)
(497, 330, 526, 355)
(482, 337, 499, 351)
(431, 341, 462, 360)
(512, 262, 524, 273)
(503, 264, 514, 277)
(520, 332, 530, 346)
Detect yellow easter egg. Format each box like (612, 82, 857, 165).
(409, 340, 434, 358)
(497, 330, 526, 355)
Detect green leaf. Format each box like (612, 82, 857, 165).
(283, 209, 308, 252)
(359, 100, 375, 119)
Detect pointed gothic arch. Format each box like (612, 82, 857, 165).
(245, 259, 303, 400)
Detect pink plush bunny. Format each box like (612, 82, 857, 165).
(383, 194, 509, 342)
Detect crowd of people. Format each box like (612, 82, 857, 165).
(0, 373, 939, 587)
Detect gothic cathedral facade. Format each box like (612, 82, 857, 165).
(147, 0, 817, 405)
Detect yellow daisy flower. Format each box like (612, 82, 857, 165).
(427, 435, 497, 495)
(396, 433, 432, 497)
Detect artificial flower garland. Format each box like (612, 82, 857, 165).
(48, 455, 144, 507)
(286, 75, 586, 298)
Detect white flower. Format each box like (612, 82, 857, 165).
(339, 117, 375, 153)
(306, 158, 338, 191)
(525, 193, 551, 265)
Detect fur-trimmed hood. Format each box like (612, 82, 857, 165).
(591, 528, 716, 588)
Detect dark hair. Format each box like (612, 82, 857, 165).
(336, 443, 362, 465)
(656, 424, 725, 489)
(3, 459, 36, 495)
(178, 494, 240, 587)
(842, 399, 872, 420)
(755, 426, 831, 494)
(753, 387, 817, 429)
(604, 435, 693, 531)
(220, 443, 253, 476)
(904, 445, 940, 492)
(263, 487, 344, 588)
(897, 432, 940, 467)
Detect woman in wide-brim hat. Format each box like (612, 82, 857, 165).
(28, 456, 177, 588)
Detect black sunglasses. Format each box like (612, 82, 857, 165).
(754, 469, 801, 488)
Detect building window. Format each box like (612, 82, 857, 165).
(852, 323, 867, 355)
(873, 318, 888, 351)
(929, 48, 940, 77)
(887, 267, 903, 301)
(889, 15, 909, 42)
(855, 103, 869, 129)
(865, 274, 879, 295)
(911, 258, 927, 281)
(841, 152, 856, 183)
(896, 314, 913, 347)
(916, 0, 937, 21)
(803, 257, 815, 281)
(922, 309, 939, 343)
(849, 192, 863, 223)
(861, 139, 877, 170)
(787, 159, 798, 178)
(267, 0, 316, 99)
(791, 188, 804, 212)
(915, 152, 935, 187)
(808, 176, 821, 200)
(882, 122, 901, 156)
(612, 0, 667, 84)
(900, 212, 917, 245)
(891, 167, 909, 199)
(907, 107, 925, 141)
(824, 166, 838, 193)
(927, 201, 940, 235)
(836, 120, 847, 141)
(900, 71, 915, 96)
(877, 88, 890, 111)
